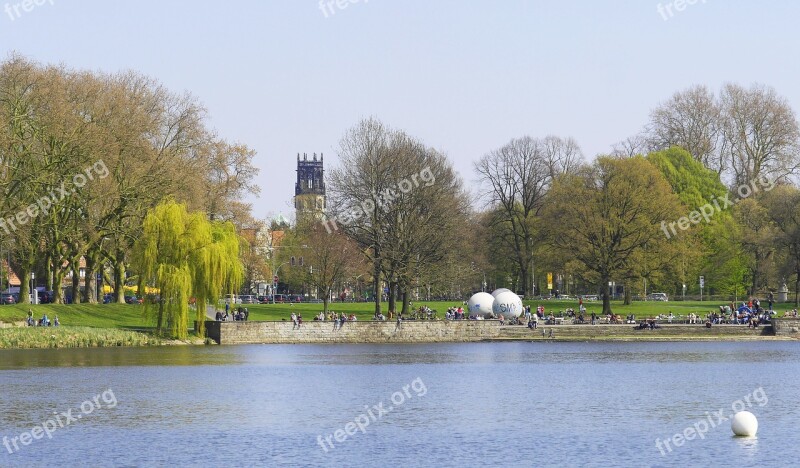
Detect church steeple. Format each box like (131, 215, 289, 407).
(294, 153, 326, 224)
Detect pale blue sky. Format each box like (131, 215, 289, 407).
(3, 0, 799, 220)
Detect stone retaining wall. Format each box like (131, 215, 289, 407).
(203, 320, 501, 344)
(771, 318, 800, 336)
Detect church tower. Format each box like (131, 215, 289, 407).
(294, 152, 326, 224)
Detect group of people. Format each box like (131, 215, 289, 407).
(215, 306, 249, 321)
(446, 306, 467, 320)
(26, 309, 59, 327)
(708, 300, 773, 327)
(300, 311, 358, 329)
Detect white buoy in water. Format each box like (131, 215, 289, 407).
(731, 411, 758, 437)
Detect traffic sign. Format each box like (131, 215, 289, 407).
(273, 275, 279, 283)
(699, 276, 704, 288)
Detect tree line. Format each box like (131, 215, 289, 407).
(4, 54, 800, 318)
(297, 83, 800, 314)
(0, 55, 259, 305)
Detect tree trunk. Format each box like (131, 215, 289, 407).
(601, 273, 612, 315)
(388, 281, 397, 314)
(624, 286, 632, 305)
(52, 267, 66, 304)
(795, 276, 799, 307)
(71, 266, 80, 304)
(373, 258, 381, 316)
(18, 266, 31, 304)
(85, 256, 96, 304)
(114, 260, 126, 303)
(402, 290, 410, 315)
(45, 254, 53, 292)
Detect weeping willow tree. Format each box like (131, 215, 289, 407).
(133, 200, 243, 339)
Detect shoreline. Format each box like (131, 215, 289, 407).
(1, 320, 797, 349)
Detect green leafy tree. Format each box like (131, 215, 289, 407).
(134, 200, 243, 339)
(544, 156, 684, 314)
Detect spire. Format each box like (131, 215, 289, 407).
(297, 152, 300, 161)
(313, 152, 317, 161)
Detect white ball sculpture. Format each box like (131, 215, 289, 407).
(468, 292, 495, 318)
(731, 411, 758, 437)
(492, 291, 523, 318)
(491, 288, 511, 298)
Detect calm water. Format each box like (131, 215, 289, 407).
(1, 342, 798, 467)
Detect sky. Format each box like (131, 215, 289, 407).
(2, 0, 800, 221)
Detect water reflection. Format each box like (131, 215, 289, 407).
(0, 346, 243, 369)
(734, 436, 759, 457)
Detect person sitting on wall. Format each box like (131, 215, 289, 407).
(705, 319, 712, 328)
(215, 311, 223, 321)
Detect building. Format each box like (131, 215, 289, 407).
(294, 153, 326, 224)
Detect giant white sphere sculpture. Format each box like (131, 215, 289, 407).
(491, 288, 511, 298)
(731, 411, 758, 437)
(468, 292, 495, 318)
(492, 291, 523, 318)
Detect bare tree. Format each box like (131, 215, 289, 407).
(719, 83, 800, 186)
(647, 85, 722, 172)
(475, 135, 582, 296)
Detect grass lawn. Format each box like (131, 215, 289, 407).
(0, 303, 152, 330)
(2, 298, 797, 330)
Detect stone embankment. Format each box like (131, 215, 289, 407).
(203, 319, 791, 344)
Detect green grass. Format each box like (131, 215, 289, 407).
(1, 298, 796, 331)
(0, 303, 151, 329)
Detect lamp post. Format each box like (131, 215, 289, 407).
(31, 272, 37, 305)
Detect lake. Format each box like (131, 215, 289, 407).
(1, 342, 797, 467)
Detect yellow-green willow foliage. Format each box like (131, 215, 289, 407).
(134, 200, 243, 339)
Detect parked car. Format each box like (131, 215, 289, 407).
(582, 295, 599, 301)
(0, 293, 15, 305)
(224, 294, 242, 305)
(257, 295, 270, 304)
(271, 294, 286, 303)
(646, 293, 669, 302)
(240, 295, 256, 304)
